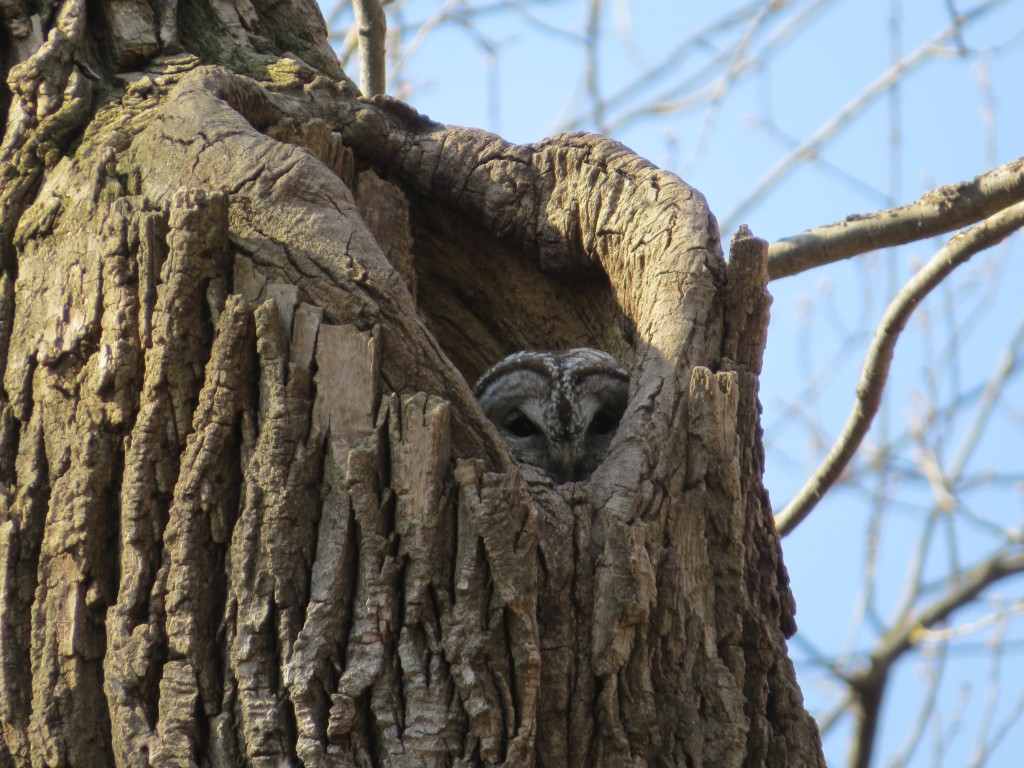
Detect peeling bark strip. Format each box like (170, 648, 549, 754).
(1, 7, 822, 761)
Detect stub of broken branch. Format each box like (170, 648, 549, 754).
(723, 224, 772, 375)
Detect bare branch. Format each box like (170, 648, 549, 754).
(890, 554, 1024, 660)
(947, 315, 1024, 480)
(723, 0, 1010, 234)
(971, 669, 1024, 768)
(768, 157, 1024, 280)
(886, 640, 948, 768)
(556, 0, 823, 136)
(353, 0, 387, 96)
(775, 198, 1024, 536)
(846, 551, 1024, 768)
(816, 693, 852, 737)
(584, 0, 604, 131)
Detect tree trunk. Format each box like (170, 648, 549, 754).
(0, 2, 824, 766)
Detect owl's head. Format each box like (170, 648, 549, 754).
(474, 349, 629, 483)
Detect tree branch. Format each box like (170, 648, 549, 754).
(775, 198, 1024, 536)
(845, 550, 1024, 768)
(767, 156, 1024, 280)
(721, 2, 1002, 235)
(353, 0, 387, 96)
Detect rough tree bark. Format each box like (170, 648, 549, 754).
(0, 2, 825, 766)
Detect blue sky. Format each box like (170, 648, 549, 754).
(321, 2, 1024, 765)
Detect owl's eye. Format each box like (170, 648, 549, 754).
(505, 412, 540, 438)
(588, 408, 622, 436)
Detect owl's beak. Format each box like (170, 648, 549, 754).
(556, 442, 576, 483)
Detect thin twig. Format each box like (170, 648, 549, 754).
(585, 0, 604, 131)
(972, 671, 1024, 768)
(776, 199, 1024, 536)
(886, 640, 947, 768)
(724, 0, 1013, 236)
(845, 551, 1024, 768)
(883, 553, 1024, 670)
(948, 315, 1024, 480)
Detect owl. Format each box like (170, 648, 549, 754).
(474, 349, 630, 483)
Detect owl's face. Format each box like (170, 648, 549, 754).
(474, 349, 629, 483)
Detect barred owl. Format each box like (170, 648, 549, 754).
(474, 349, 629, 483)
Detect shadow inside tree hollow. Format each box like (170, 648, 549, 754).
(406, 190, 635, 385)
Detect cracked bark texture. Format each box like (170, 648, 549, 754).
(0, 2, 824, 766)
